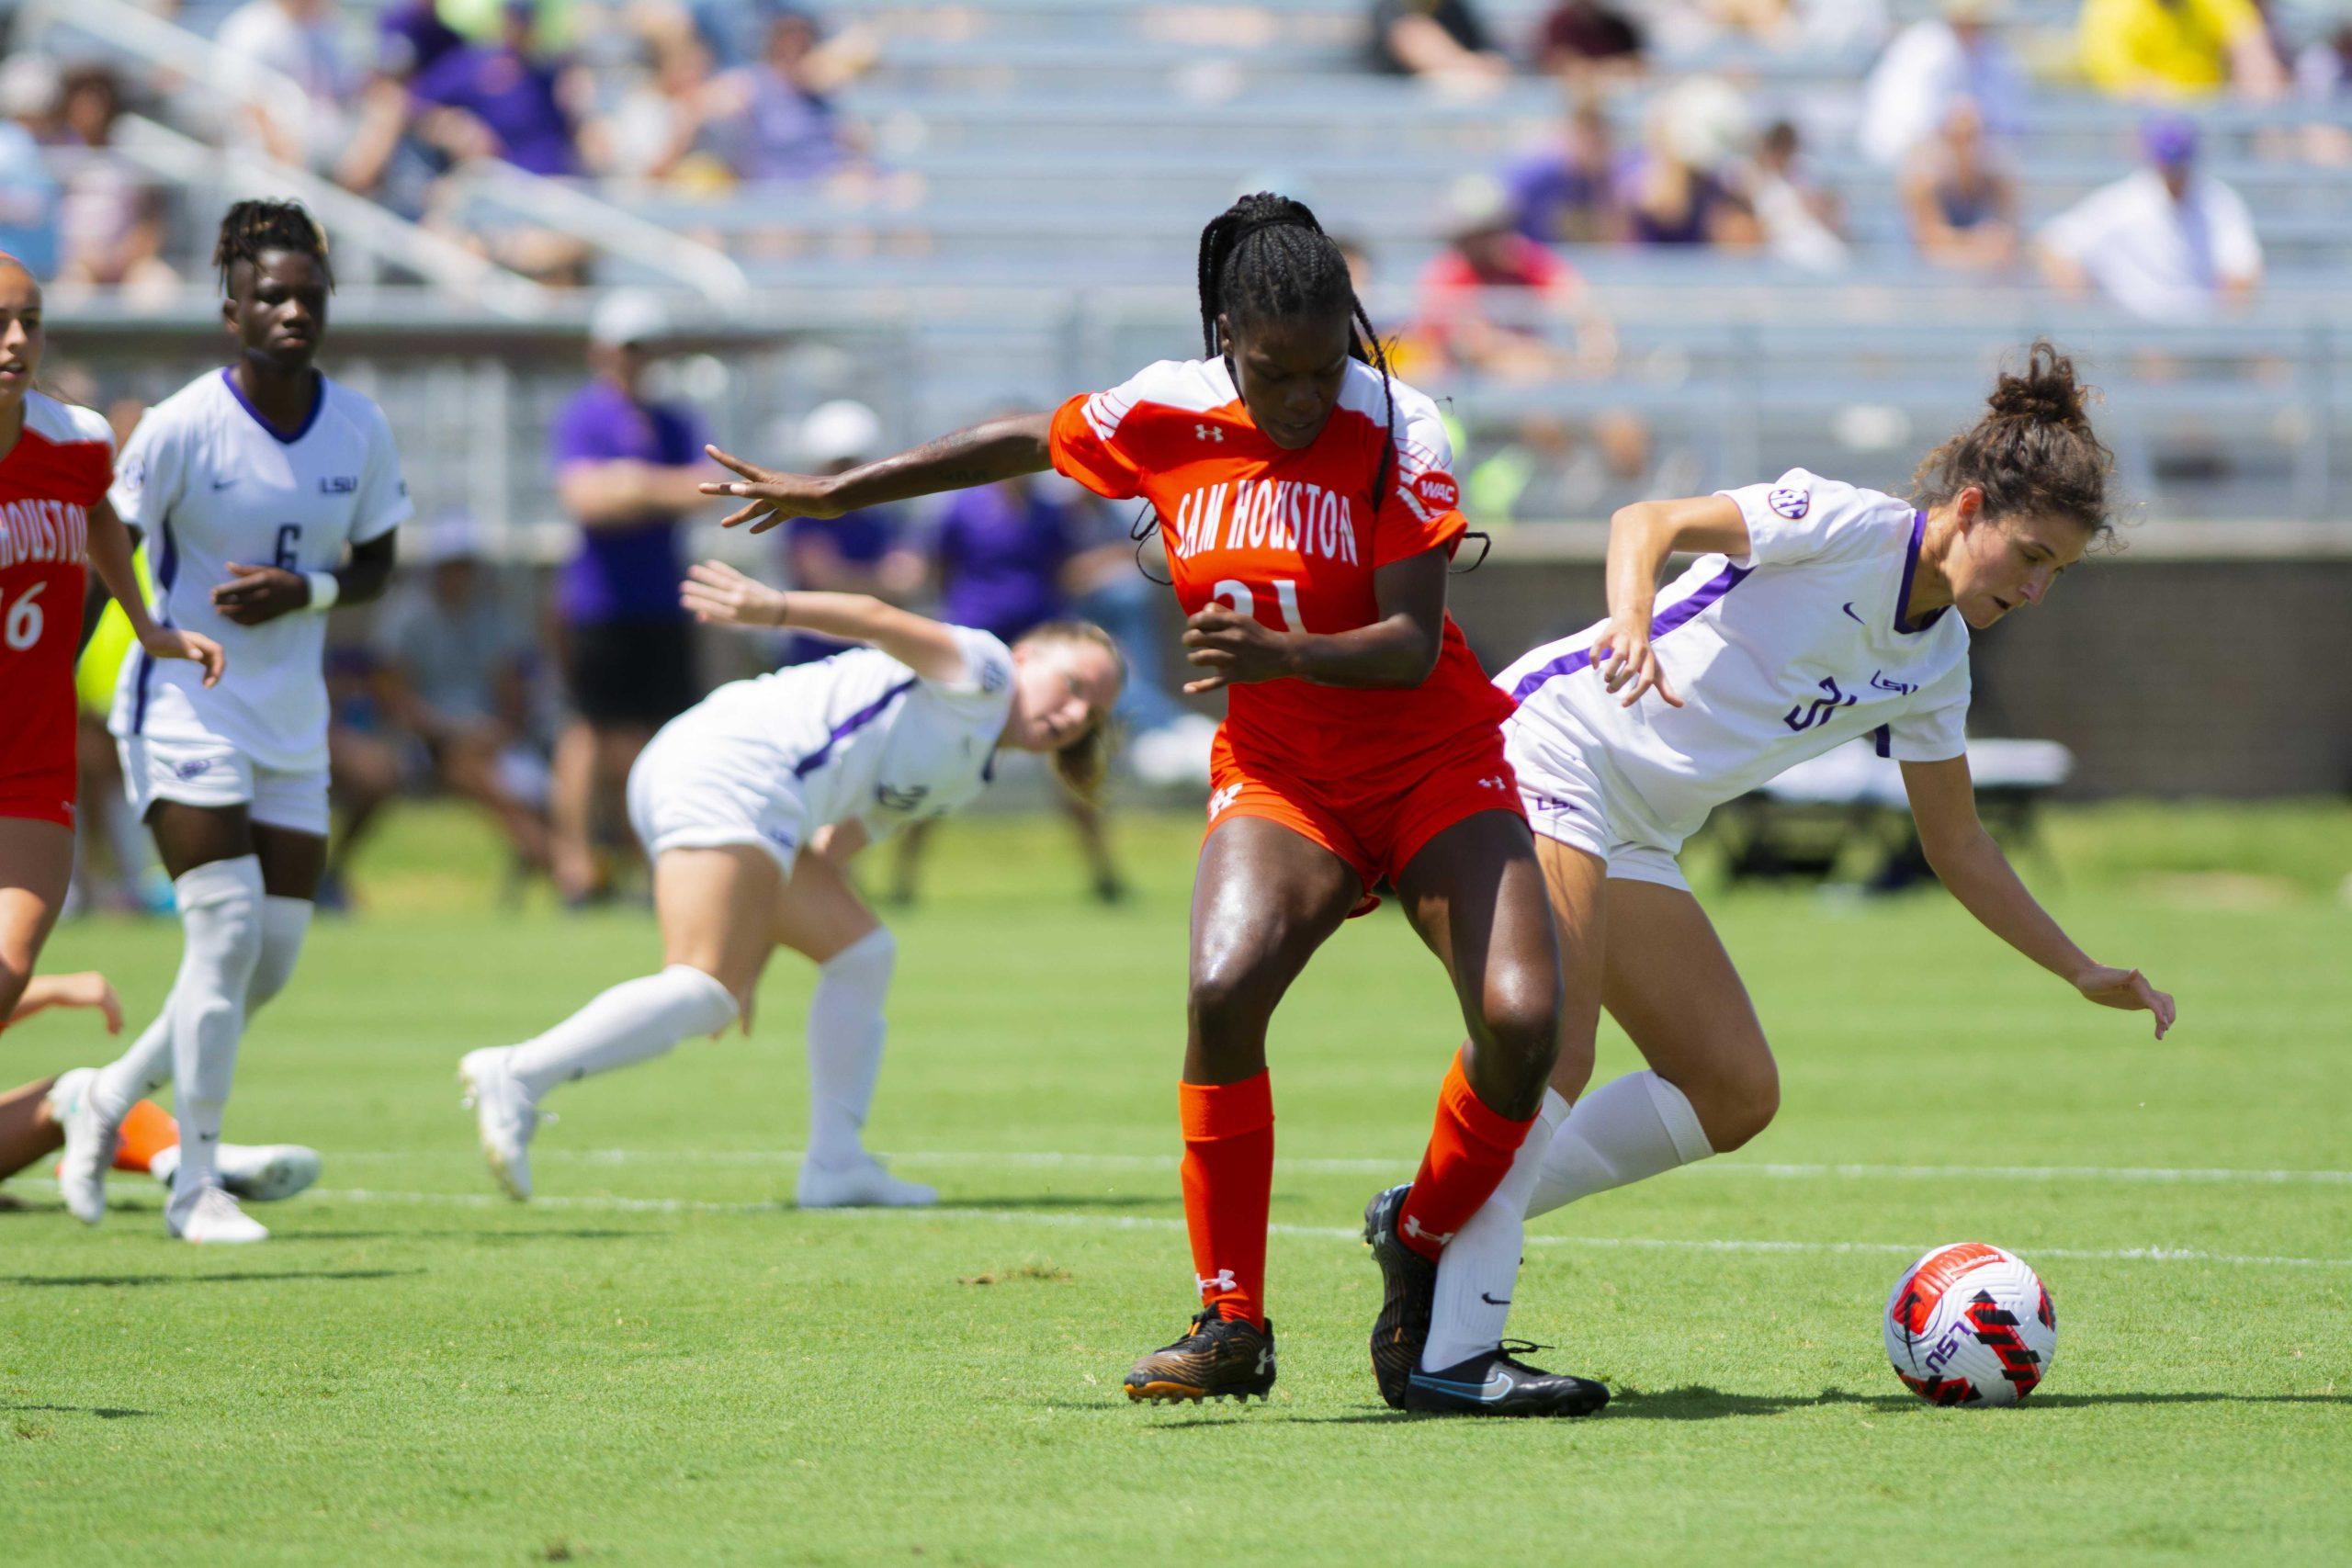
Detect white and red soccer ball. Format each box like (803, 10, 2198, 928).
(1884, 1243, 2056, 1407)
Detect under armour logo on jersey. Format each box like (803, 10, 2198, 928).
(1769, 486, 1810, 520)
(1207, 782, 1244, 818)
(1198, 1269, 1238, 1293)
(1476, 775, 1508, 791)
(1402, 1213, 1454, 1247)
(1195, 423, 1224, 443)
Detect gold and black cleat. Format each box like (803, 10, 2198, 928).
(1123, 1310, 1277, 1404)
(1363, 1182, 1436, 1409)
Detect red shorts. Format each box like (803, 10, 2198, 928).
(1205, 726, 1524, 916)
(0, 765, 77, 829)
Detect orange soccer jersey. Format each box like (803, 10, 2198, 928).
(1049, 356, 1513, 790)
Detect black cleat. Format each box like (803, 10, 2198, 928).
(1363, 1182, 1437, 1409)
(1123, 1310, 1277, 1404)
(1402, 1343, 1611, 1417)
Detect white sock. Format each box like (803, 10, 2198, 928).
(1421, 1088, 1569, 1372)
(164, 855, 266, 1200)
(505, 964, 738, 1101)
(90, 896, 313, 1124)
(1526, 1070, 1715, 1220)
(249, 895, 311, 1011)
(803, 928, 896, 1170)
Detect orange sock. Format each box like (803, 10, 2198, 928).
(111, 1100, 179, 1174)
(1396, 1049, 1534, 1262)
(1178, 1072, 1274, 1327)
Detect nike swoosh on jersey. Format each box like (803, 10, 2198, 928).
(1841, 602, 1865, 625)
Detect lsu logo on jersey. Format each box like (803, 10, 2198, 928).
(1769, 486, 1810, 520)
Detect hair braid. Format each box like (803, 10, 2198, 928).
(1193, 192, 1391, 518)
(214, 198, 333, 295)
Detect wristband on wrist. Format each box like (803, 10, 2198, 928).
(304, 570, 342, 612)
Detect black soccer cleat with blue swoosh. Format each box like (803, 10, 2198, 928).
(1402, 1344, 1611, 1417)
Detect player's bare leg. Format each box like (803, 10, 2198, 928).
(1124, 818, 1357, 1404)
(0, 815, 74, 1032)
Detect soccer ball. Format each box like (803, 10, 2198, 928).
(1883, 1243, 2056, 1406)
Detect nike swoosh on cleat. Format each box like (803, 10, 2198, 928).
(1411, 1371, 1515, 1402)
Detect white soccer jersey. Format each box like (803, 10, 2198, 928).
(108, 369, 411, 772)
(1496, 467, 1972, 850)
(660, 625, 1018, 848)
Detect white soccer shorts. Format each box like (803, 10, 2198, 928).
(1500, 716, 1690, 893)
(119, 734, 331, 838)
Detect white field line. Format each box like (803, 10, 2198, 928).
(329, 1147, 2352, 1187)
(265, 1188, 2352, 1270)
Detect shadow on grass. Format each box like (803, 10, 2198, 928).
(3, 1403, 153, 1419)
(1611, 1385, 2352, 1418)
(919, 1194, 1180, 1213)
(2, 1268, 420, 1289)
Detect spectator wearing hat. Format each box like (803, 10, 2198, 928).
(1618, 77, 1761, 250)
(1858, 0, 2028, 168)
(546, 290, 711, 902)
(2037, 113, 2262, 321)
(2078, 0, 2286, 101)
(775, 399, 922, 665)
(1414, 175, 1615, 381)
(372, 515, 554, 886)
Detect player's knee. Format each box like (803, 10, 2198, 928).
(1691, 1042, 1779, 1153)
(1187, 960, 1276, 1055)
(1469, 972, 1563, 1082)
(820, 926, 895, 986)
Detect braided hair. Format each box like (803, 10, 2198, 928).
(214, 198, 333, 296)
(1195, 193, 1395, 520)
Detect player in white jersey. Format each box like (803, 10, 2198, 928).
(458, 560, 1124, 1206)
(59, 202, 411, 1245)
(1399, 343, 2179, 1400)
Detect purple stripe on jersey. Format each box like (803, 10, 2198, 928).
(1506, 562, 1754, 704)
(219, 367, 326, 446)
(1893, 510, 1947, 635)
(130, 519, 181, 735)
(792, 677, 918, 780)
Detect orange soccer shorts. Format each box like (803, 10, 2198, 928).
(1204, 725, 1524, 915)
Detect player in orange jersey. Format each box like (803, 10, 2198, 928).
(698, 194, 1603, 1416)
(0, 252, 221, 1047)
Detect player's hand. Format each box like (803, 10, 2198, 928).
(137, 624, 226, 687)
(680, 559, 789, 627)
(700, 446, 844, 534)
(30, 972, 125, 1032)
(1591, 614, 1682, 709)
(2072, 964, 2176, 1039)
(1181, 605, 1291, 694)
(210, 563, 310, 626)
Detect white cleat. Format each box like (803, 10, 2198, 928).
(153, 1142, 323, 1204)
(796, 1153, 938, 1209)
(459, 1047, 537, 1201)
(166, 1183, 269, 1244)
(48, 1067, 122, 1226)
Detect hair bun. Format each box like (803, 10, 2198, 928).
(1987, 339, 2091, 431)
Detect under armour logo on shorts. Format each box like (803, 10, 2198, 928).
(1207, 782, 1244, 818)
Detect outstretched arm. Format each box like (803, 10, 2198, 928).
(85, 499, 223, 683)
(1901, 755, 2176, 1038)
(678, 560, 969, 682)
(700, 413, 1052, 534)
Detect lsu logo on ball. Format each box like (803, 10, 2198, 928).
(1769, 486, 1810, 520)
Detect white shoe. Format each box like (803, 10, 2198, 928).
(796, 1153, 937, 1209)
(166, 1183, 268, 1244)
(459, 1047, 537, 1201)
(153, 1141, 323, 1204)
(49, 1067, 122, 1226)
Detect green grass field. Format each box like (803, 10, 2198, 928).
(5, 805, 2349, 1565)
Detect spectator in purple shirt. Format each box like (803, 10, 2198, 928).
(410, 0, 591, 177)
(546, 290, 710, 903)
(888, 468, 1126, 904)
(775, 400, 922, 665)
(1503, 94, 1625, 245)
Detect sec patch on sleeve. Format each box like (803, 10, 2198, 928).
(1770, 486, 1810, 519)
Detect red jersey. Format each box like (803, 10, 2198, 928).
(0, 391, 114, 820)
(1050, 356, 1512, 786)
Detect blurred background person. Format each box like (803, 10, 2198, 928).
(0, 56, 62, 281)
(2038, 112, 2263, 321)
(1748, 118, 1850, 274)
(1366, 0, 1514, 91)
(51, 65, 175, 301)
(1859, 0, 2027, 168)
(547, 289, 710, 904)
(2079, 0, 2288, 100)
(372, 514, 554, 893)
(1619, 76, 1760, 250)
(1902, 98, 2021, 272)
(1532, 0, 1647, 82)
(775, 399, 924, 665)
(216, 0, 356, 172)
(1502, 93, 1626, 246)
(888, 460, 1126, 905)
(1413, 175, 1616, 383)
